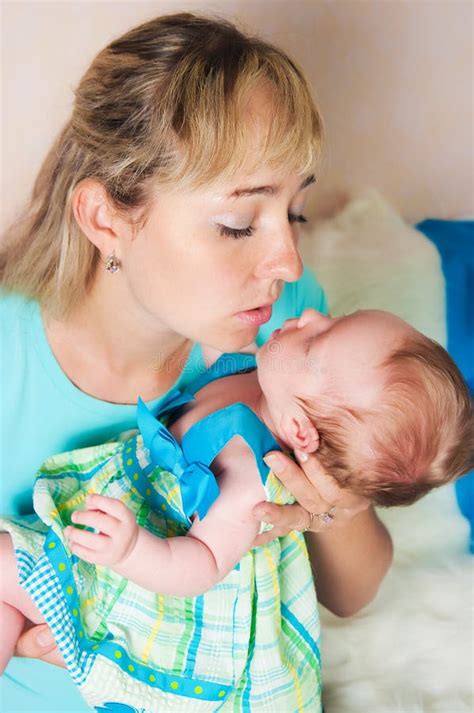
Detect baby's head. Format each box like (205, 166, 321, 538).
(257, 309, 473, 506)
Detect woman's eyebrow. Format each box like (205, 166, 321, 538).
(226, 173, 315, 200)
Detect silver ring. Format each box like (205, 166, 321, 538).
(300, 511, 315, 533)
(300, 506, 336, 533)
(316, 506, 336, 525)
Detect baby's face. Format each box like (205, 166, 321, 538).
(256, 308, 414, 415)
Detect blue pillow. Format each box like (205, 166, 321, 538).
(417, 219, 474, 552)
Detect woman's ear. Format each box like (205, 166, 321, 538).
(71, 178, 126, 256)
(283, 413, 319, 454)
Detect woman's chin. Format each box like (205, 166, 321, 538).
(219, 330, 260, 355)
(197, 317, 262, 356)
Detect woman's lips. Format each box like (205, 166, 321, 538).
(236, 304, 273, 326)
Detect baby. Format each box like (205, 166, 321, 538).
(0, 308, 472, 712)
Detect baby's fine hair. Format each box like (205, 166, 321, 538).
(0, 12, 322, 317)
(300, 333, 474, 507)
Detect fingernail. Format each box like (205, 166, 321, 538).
(37, 629, 55, 647)
(294, 449, 308, 463)
(263, 454, 284, 473)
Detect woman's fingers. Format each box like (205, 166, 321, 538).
(15, 624, 67, 668)
(263, 452, 332, 513)
(253, 499, 333, 536)
(251, 499, 336, 548)
(264, 450, 368, 512)
(254, 450, 371, 545)
(251, 503, 305, 548)
(252, 526, 289, 548)
(254, 501, 309, 531)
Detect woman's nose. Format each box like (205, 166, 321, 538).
(254, 225, 303, 283)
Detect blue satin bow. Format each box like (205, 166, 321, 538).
(137, 396, 220, 521)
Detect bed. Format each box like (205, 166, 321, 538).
(300, 189, 473, 713)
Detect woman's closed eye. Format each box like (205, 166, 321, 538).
(218, 213, 308, 240)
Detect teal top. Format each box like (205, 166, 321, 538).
(0, 265, 327, 711)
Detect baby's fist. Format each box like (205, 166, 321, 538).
(67, 494, 139, 567)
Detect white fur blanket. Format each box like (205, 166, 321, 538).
(300, 190, 473, 713)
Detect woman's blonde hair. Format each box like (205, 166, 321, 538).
(0, 12, 323, 316)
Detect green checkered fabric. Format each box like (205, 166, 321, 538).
(2, 431, 322, 712)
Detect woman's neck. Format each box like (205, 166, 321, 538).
(43, 273, 192, 403)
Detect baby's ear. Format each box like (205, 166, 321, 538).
(288, 414, 319, 454)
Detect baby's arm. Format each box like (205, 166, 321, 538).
(67, 437, 266, 597)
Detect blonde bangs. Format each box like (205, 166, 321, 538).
(154, 46, 323, 190)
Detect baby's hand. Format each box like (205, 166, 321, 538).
(66, 494, 138, 567)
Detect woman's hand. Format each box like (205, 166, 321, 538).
(251, 449, 370, 546)
(14, 623, 66, 668)
(251, 449, 393, 616)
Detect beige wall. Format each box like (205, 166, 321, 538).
(1, 0, 472, 230)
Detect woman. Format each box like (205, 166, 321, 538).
(0, 12, 393, 711)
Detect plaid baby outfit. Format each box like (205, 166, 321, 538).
(1, 353, 322, 712)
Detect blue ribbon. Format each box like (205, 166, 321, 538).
(179, 461, 220, 521)
(137, 397, 219, 520)
(154, 386, 196, 416)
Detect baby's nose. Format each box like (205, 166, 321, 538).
(297, 309, 332, 328)
(280, 317, 299, 332)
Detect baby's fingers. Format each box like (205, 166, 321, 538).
(66, 542, 105, 565)
(65, 526, 108, 552)
(86, 494, 133, 523)
(71, 509, 117, 536)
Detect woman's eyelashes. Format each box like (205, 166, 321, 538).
(218, 213, 308, 240)
(218, 224, 254, 239)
